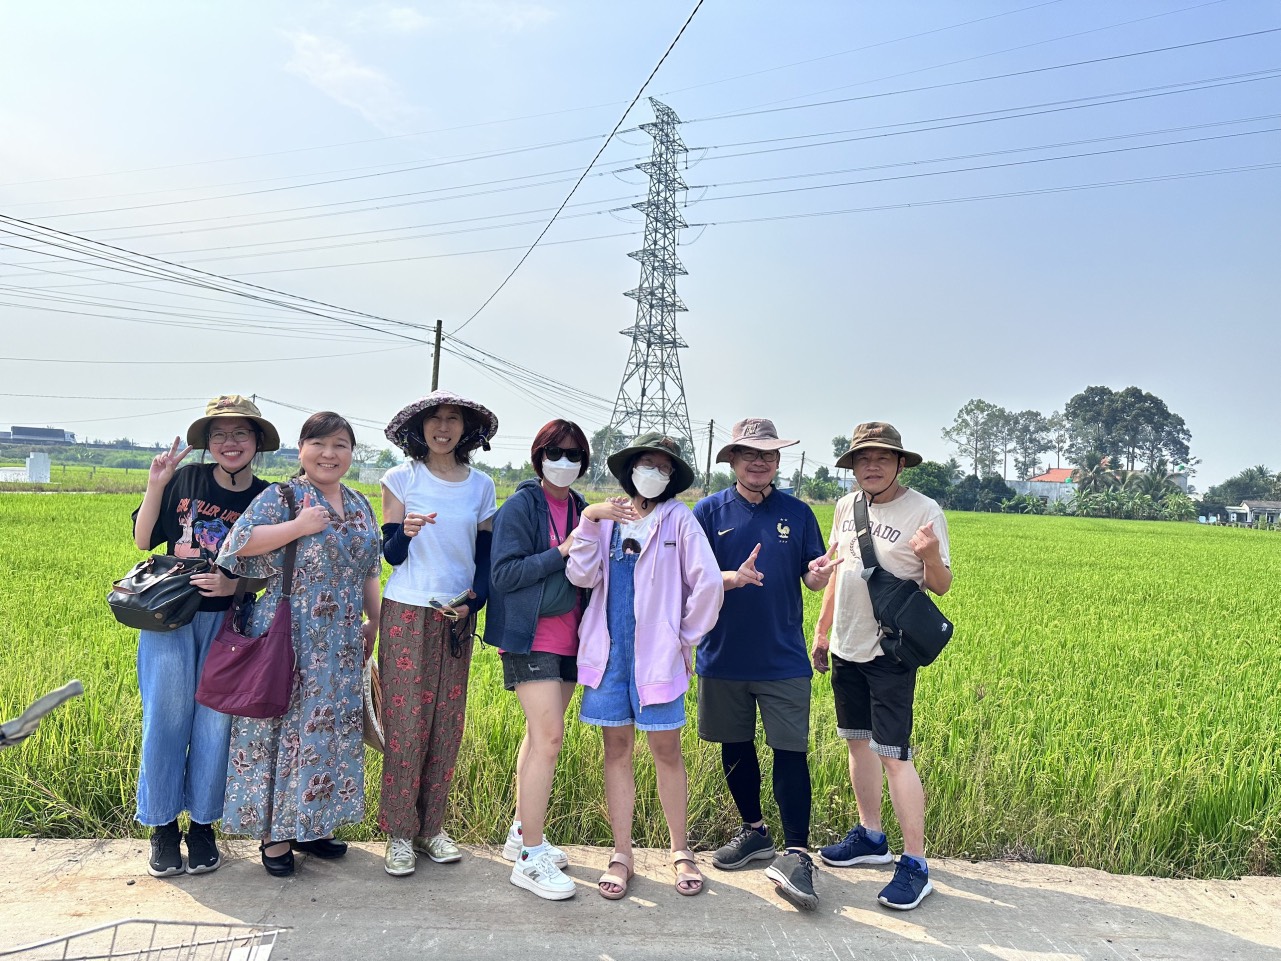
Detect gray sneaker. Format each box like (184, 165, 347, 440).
(765, 850, 819, 911)
(712, 824, 776, 870)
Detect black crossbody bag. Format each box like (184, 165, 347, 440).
(852, 493, 954, 668)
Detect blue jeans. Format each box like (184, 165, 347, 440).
(135, 610, 233, 826)
(579, 527, 685, 732)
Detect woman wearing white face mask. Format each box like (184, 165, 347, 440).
(567, 433, 724, 901)
(486, 419, 592, 900)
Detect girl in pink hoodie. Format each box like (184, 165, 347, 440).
(566, 433, 723, 901)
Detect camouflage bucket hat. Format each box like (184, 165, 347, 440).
(606, 432, 696, 496)
(835, 421, 922, 470)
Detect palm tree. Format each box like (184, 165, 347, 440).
(1072, 451, 1120, 495)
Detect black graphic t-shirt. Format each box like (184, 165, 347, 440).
(131, 463, 269, 612)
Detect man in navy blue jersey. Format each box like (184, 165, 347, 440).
(693, 417, 841, 911)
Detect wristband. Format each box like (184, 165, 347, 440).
(382, 523, 411, 566)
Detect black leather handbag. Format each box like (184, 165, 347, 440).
(852, 494, 953, 668)
(107, 554, 212, 632)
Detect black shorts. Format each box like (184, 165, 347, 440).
(501, 650, 578, 690)
(830, 653, 917, 761)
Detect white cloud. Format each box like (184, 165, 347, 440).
(283, 32, 420, 133)
(384, 6, 434, 32)
(348, 5, 435, 34)
(465, 1, 556, 32)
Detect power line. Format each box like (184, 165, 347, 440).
(689, 26, 1281, 124)
(659, 0, 1070, 96)
(452, 0, 707, 336)
(0, 214, 434, 344)
(686, 161, 1281, 228)
(0, 347, 401, 365)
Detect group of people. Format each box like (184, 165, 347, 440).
(130, 391, 951, 914)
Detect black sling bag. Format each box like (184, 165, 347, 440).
(852, 492, 954, 668)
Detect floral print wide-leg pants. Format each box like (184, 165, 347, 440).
(377, 597, 473, 839)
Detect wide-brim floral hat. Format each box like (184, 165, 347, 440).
(384, 389, 499, 456)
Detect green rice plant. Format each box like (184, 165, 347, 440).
(0, 496, 1276, 878)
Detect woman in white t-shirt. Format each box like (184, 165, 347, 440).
(376, 390, 498, 877)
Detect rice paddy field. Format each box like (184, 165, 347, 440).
(0, 491, 1276, 879)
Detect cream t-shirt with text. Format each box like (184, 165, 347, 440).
(828, 486, 951, 663)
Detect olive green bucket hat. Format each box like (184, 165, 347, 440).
(606, 432, 696, 496)
(835, 421, 922, 470)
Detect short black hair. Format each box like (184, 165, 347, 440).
(617, 453, 678, 503)
(405, 405, 482, 465)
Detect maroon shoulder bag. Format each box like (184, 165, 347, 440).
(196, 484, 299, 719)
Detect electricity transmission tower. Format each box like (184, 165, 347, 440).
(604, 98, 693, 457)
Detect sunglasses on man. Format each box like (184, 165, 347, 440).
(543, 446, 585, 463)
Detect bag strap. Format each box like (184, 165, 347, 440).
(279, 483, 300, 599)
(851, 492, 880, 581)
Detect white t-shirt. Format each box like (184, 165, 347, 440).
(828, 487, 950, 663)
(381, 460, 497, 607)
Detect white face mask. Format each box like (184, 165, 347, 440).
(632, 466, 670, 500)
(542, 457, 580, 488)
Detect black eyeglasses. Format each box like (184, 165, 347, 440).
(543, 446, 585, 463)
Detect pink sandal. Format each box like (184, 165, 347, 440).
(673, 850, 703, 896)
(598, 852, 634, 900)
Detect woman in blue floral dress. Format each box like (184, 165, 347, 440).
(216, 412, 382, 877)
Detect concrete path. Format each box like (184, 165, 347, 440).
(1, 840, 1278, 960)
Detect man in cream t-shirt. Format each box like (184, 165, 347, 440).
(812, 422, 952, 912)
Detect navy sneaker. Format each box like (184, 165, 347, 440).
(878, 856, 933, 910)
(819, 825, 893, 867)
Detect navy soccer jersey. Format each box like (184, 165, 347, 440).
(692, 487, 826, 680)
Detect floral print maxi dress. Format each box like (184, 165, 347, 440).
(216, 479, 381, 843)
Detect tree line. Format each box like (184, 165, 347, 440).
(940, 386, 1192, 482)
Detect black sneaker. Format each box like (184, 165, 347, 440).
(147, 821, 184, 878)
(712, 824, 776, 870)
(184, 821, 221, 874)
(765, 850, 819, 911)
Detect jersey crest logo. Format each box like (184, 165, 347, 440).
(776, 521, 790, 542)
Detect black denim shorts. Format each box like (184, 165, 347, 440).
(831, 653, 917, 761)
(501, 650, 578, 691)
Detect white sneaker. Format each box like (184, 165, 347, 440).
(384, 837, 415, 877)
(502, 824, 569, 868)
(509, 847, 576, 901)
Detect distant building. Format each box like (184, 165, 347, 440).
(8, 426, 76, 444)
(1008, 468, 1075, 505)
(1228, 500, 1281, 526)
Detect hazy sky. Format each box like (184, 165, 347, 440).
(1, 1, 1277, 489)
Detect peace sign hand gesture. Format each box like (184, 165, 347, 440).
(294, 492, 331, 536)
(148, 436, 193, 489)
(733, 543, 764, 589)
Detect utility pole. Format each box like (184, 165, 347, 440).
(798, 451, 806, 495)
(604, 99, 694, 454)
(431, 319, 443, 391)
(704, 419, 714, 496)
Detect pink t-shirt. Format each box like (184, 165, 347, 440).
(531, 490, 581, 657)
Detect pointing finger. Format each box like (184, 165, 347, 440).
(748, 543, 761, 562)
